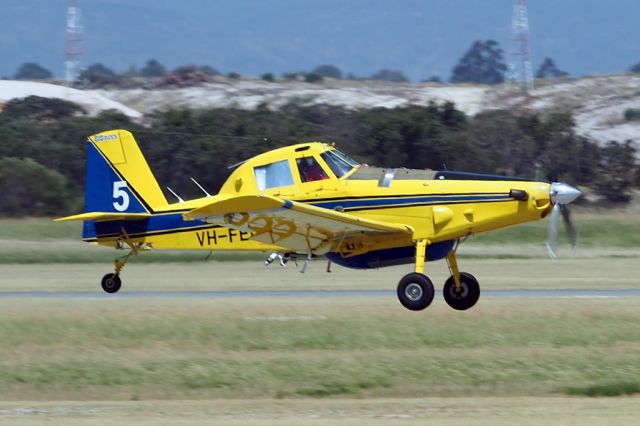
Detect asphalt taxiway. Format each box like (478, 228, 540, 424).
(1, 289, 639, 299)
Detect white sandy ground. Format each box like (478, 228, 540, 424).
(1, 398, 639, 426)
(96, 75, 640, 146)
(2, 75, 639, 147)
(0, 80, 142, 119)
(93, 80, 493, 116)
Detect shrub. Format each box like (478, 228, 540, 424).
(624, 108, 640, 121)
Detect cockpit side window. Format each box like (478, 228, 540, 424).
(254, 160, 294, 190)
(321, 150, 357, 178)
(296, 156, 329, 182)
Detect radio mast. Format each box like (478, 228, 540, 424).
(508, 0, 534, 94)
(65, 0, 84, 85)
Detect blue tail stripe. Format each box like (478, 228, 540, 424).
(82, 213, 209, 240)
(84, 142, 147, 214)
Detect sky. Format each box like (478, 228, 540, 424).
(1, 0, 640, 81)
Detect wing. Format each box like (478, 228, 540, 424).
(184, 195, 413, 254)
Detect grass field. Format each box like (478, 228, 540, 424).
(1, 214, 639, 424)
(1, 212, 640, 264)
(1, 290, 640, 424)
(2, 289, 640, 401)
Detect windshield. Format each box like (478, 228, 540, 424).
(332, 149, 359, 167)
(321, 149, 358, 178)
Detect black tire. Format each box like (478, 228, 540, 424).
(397, 272, 435, 311)
(443, 272, 480, 310)
(101, 273, 122, 294)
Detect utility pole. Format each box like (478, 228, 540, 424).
(65, 0, 84, 85)
(508, 0, 534, 95)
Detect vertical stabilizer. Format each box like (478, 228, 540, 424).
(84, 129, 168, 213)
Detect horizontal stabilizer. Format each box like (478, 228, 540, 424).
(54, 212, 151, 222)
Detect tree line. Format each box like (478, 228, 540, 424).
(12, 39, 640, 87)
(0, 96, 637, 216)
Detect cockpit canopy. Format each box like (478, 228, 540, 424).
(251, 147, 359, 191)
(220, 143, 360, 194)
(220, 141, 439, 195)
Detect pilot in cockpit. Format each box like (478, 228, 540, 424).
(298, 157, 328, 182)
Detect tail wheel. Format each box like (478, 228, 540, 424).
(101, 273, 122, 294)
(443, 272, 480, 310)
(397, 272, 435, 311)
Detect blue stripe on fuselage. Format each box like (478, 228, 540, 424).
(83, 193, 512, 240)
(308, 194, 510, 210)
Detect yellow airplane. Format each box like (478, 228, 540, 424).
(58, 129, 581, 311)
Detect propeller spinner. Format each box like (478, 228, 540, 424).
(546, 182, 581, 259)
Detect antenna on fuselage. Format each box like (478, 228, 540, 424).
(190, 177, 212, 197)
(227, 159, 248, 170)
(166, 187, 184, 203)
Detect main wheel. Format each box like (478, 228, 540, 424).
(443, 272, 480, 310)
(397, 272, 435, 311)
(101, 273, 122, 294)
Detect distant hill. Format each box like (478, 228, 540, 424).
(2, 0, 640, 81)
(94, 74, 640, 145)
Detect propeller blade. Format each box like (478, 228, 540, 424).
(560, 205, 579, 248)
(546, 203, 561, 260)
(547, 182, 581, 259)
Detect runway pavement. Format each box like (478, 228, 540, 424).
(1, 288, 640, 299)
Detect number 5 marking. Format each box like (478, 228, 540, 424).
(112, 181, 130, 211)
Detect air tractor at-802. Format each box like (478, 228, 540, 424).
(58, 130, 581, 311)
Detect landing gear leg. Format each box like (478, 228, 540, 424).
(443, 249, 480, 310)
(397, 239, 435, 311)
(101, 230, 143, 294)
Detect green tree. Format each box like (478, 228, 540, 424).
(624, 108, 640, 121)
(282, 72, 301, 81)
(198, 65, 220, 76)
(304, 73, 323, 83)
(531, 113, 580, 182)
(423, 76, 442, 83)
(14, 63, 52, 80)
(370, 69, 409, 83)
(2, 96, 85, 121)
(313, 65, 342, 79)
(470, 110, 534, 176)
(352, 104, 471, 170)
(0, 158, 69, 216)
(78, 63, 119, 86)
(594, 141, 637, 203)
(450, 40, 507, 84)
(535, 58, 570, 79)
(140, 59, 166, 77)
(261, 72, 275, 82)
